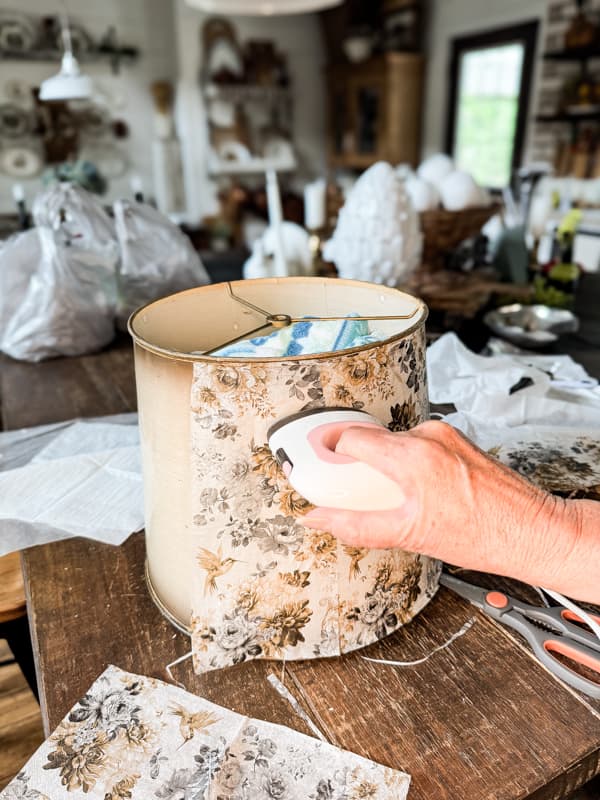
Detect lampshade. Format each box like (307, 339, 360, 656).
(129, 278, 440, 675)
(185, 0, 342, 14)
(39, 51, 93, 101)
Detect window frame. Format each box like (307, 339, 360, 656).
(444, 20, 539, 187)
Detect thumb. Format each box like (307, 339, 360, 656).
(303, 506, 414, 550)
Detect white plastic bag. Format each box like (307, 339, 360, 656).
(0, 227, 116, 362)
(0, 229, 40, 337)
(32, 183, 118, 273)
(113, 199, 209, 326)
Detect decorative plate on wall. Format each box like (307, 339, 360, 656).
(0, 144, 43, 177)
(0, 103, 32, 139)
(0, 11, 37, 53)
(3, 78, 34, 109)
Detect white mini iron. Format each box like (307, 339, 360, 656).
(267, 407, 405, 511)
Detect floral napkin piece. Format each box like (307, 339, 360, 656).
(189, 331, 441, 673)
(445, 415, 600, 495)
(0, 665, 410, 800)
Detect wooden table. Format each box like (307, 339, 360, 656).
(2, 337, 600, 800)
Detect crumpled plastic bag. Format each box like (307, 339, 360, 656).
(32, 182, 118, 272)
(113, 199, 209, 326)
(427, 332, 600, 427)
(0, 229, 41, 338)
(1, 184, 210, 360)
(0, 226, 117, 362)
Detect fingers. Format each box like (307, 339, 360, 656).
(335, 421, 450, 486)
(303, 506, 414, 550)
(335, 426, 410, 483)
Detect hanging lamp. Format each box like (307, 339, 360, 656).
(184, 0, 342, 15)
(40, 4, 93, 101)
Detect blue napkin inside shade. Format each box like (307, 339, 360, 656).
(214, 315, 382, 357)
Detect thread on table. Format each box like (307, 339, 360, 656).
(541, 587, 600, 645)
(361, 617, 476, 667)
(166, 650, 193, 688)
(532, 586, 551, 607)
(267, 673, 328, 743)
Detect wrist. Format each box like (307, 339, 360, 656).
(537, 498, 600, 603)
(476, 470, 576, 589)
(517, 493, 580, 590)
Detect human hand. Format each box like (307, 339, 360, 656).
(302, 420, 579, 590)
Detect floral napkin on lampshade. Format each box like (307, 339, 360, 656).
(0, 665, 410, 800)
(189, 332, 441, 674)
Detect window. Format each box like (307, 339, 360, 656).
(445, 22, 539, 189)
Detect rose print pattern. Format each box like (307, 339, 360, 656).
(2, 666, 411, 800)
(488, 436, 600, 494)
(190, 324, 439, 672)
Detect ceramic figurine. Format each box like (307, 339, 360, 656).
(243, 221, 312, 279)
(323, 161, 422, 286)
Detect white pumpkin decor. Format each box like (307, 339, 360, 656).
(417, 153, 454, 186)
(405, 175, 440, 212)
(323, 161, 422, 286)
(439, 169, 482, 211)
(243, 222, 312, 279)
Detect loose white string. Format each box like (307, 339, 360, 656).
(267, 673, 328, 742)
(540, 587, 600, 645)
(280, 656, 286, 686)
(165, 650, 193, 688)
(361, 617, 476, 667)
(532, 586, 551, 607)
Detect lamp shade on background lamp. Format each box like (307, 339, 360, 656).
(185, 0, 343, 14)
(39, 51, 93, 101)
(40, 3, 93, 102)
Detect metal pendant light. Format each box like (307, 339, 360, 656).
(184, 0, 342, 15)
(40, 4, 93, 101)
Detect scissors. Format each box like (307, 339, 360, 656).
(440, 573, 600, 698)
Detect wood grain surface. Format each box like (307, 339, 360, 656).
(0, 553, 25, 624)
(3, 339, 600, 800)
(0, 643, 44, 791)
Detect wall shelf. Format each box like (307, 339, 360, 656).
(208, 154, 297, 176)
(204, 84, 291, 103)
(0, 47, 139, 65)
(536, 110, 600, 123)
(543, 46, 600, 62)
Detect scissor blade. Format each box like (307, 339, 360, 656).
(439, 573, 488, 609)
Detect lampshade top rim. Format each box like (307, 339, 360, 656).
(128, 277, 428, 364)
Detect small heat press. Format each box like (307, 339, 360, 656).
(267, 407, 405, 511)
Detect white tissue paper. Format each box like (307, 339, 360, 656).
(427, 333, 600, 495)
(0, 415, 143, 557)
(427, 332, 600, 427)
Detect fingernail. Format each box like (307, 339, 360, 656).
(302, 510, 331, 529)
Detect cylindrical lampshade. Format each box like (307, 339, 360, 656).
(129, 278, 440, 673)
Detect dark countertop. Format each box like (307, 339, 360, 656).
(559, 271, 600, 379)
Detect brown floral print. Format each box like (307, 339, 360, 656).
(190, 324, 439, 672)
(5, 666, 410, 799)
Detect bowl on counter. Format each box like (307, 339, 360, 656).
(484, 304, 579, 348)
